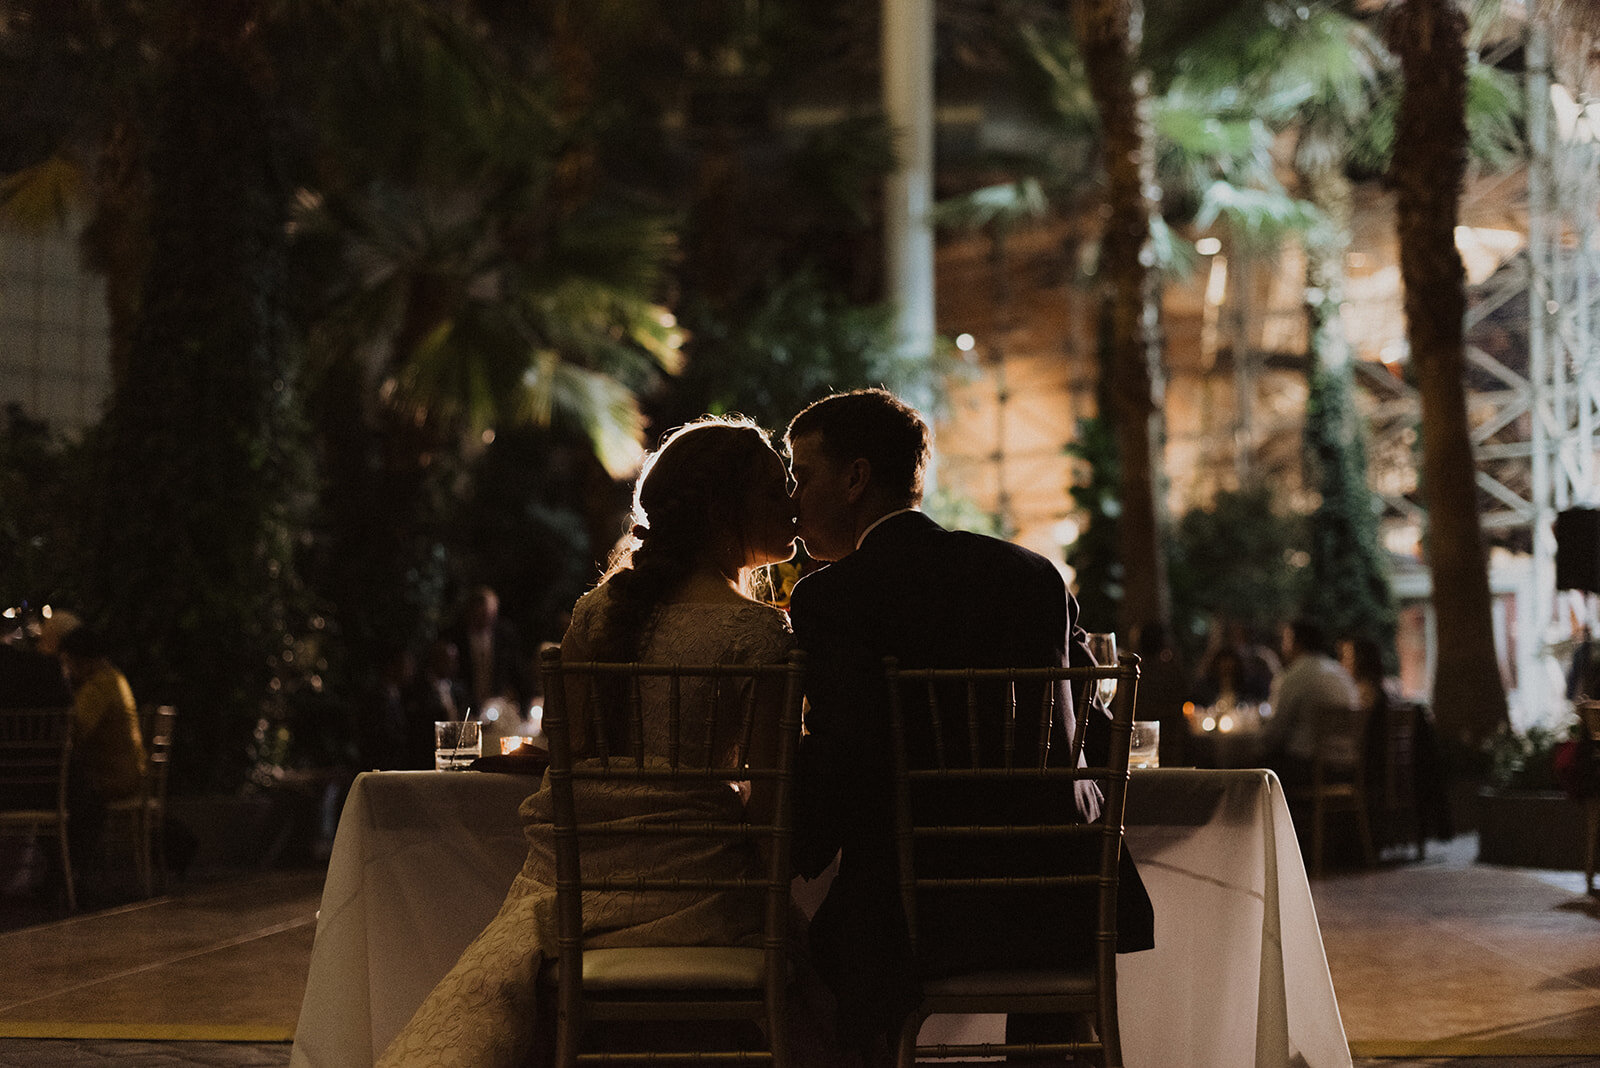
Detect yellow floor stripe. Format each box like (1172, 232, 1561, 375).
(1351, 1038, 1600, 1057)
(0, 1022, 294, 1042)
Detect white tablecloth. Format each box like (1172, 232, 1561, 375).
(290, 768, 1350, 1068)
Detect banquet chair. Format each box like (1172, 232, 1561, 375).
(1289, 705, 1375, 877)
(885, 653, 1141, 1068)
(538, 646, 805, 1067)
(1368, 700, 1425, 862)
(106, 704, 176, 897)
(1579, 701, 1600, 894)
(0, 706, 75, 912)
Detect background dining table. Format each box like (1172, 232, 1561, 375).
(289, 766, 1351, 1068)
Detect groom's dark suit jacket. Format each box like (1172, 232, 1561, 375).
(788, 511, 1154, 1045)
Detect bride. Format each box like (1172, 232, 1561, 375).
(378, 416, 800, 1067)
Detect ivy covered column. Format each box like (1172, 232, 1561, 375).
(1301, 162, 1395, 658)
(90, 10, 308, 790)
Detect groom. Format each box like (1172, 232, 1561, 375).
(784, 388, 1154, 1055)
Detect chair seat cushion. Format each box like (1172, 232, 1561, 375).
(923, 968, 1096, 998)
(582, 946, 767, 991)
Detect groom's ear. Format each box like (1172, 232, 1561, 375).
(843, 457, 871, 503)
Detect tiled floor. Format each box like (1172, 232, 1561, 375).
(0, 870, 319, 1046)
(0, 834, 1596, 1066)
(1316, 836, 1600, 1061)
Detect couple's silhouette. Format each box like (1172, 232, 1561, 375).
(379, 389, 1152, 1067)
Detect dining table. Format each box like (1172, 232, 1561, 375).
(289, 766, 1351, 1068)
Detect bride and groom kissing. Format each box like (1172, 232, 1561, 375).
(377, 387, 1153, 1067)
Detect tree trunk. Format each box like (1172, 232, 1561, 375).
(1073, 0, 1169, 635)
(1389, 0, 1508, 746)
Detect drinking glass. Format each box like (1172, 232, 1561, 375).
(1086, 632, 1118, 706)
(1129, 720, 1160, 768)
(434, 720, 482, 771)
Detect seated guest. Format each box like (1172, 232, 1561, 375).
(56, 625, 147, 890)
(1262, 619, 1358, 787)
(1342, 635, 1453, 847)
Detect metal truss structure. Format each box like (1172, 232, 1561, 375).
(1519, 8, 1600, 715)
(1358, 9, 1600, 721)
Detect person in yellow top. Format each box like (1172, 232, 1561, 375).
(58, 627, 147, 800)
(57, 626, 147, 893)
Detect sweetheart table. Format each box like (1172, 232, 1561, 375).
(290, 767, 1350, 1067)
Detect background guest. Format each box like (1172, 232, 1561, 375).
(447, 586, 532, 715)
(404, 638, 470, 768)
(1130, 620, 1189, 767)
(57, 625, 147, 899)
(0, 627, 71, 709)
(357, 643, 415, 771)
(1261, 618, 1358, 788)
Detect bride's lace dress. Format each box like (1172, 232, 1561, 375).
(377, 587, 793, 1068)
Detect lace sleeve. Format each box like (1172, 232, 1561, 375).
(732, 604, 796, 665)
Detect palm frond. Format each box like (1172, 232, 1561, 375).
(1015, 24, 1098, 134)
(1152, 89, 1276, 199)
(1350, 34, 1522, 174)
(531, 209, 677, 300)
(1252, 6, 1385, 128)
(1193, 180, 1321, 250)
(526, 360, 647, 479)
(1464, 58, 1524, 172)
(790, 114, 899, 225)
(1149, 214, 1197, 277)
(932, 179, 1049, 233)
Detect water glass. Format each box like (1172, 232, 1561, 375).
(434, 720, 481, 771)
(1130, 720, 1160, 769)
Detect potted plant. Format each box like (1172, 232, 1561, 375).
(1476, 722, 1589, 869)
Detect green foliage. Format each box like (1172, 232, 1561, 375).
(1302, 361, 1397, 661)
(1064, 417, 1123, 634)
(1168, 487, 1307, 660)
(1486, 724, 1565, 792)
(664, 271, 918, 433)
(90, 36, 312, 792)
(0, 406, 86, 612)
(451, 427, 605, 648)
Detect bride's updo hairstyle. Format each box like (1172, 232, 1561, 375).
(594, 415, 778, 661)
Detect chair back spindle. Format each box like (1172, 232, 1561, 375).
(539, 647, 804, 1066)
(0, 707, 76, 912)
(885, 654, 1141, 1068)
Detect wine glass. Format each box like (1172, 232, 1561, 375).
(1086, 632, 1118, 706)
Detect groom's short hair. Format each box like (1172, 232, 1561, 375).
(786, 388, 929, 505)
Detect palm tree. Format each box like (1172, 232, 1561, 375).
(1202, 4, 1400, 653)
(1013, 10, 1319, 632)
(1072, 0, 1169, 633)
(1388, 0, 1506, 747)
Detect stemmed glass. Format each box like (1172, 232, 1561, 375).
(1085, 632, 1118, 707)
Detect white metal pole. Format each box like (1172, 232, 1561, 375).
(882, 0, 936, 369)
(1525, 4, 1559, 725)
